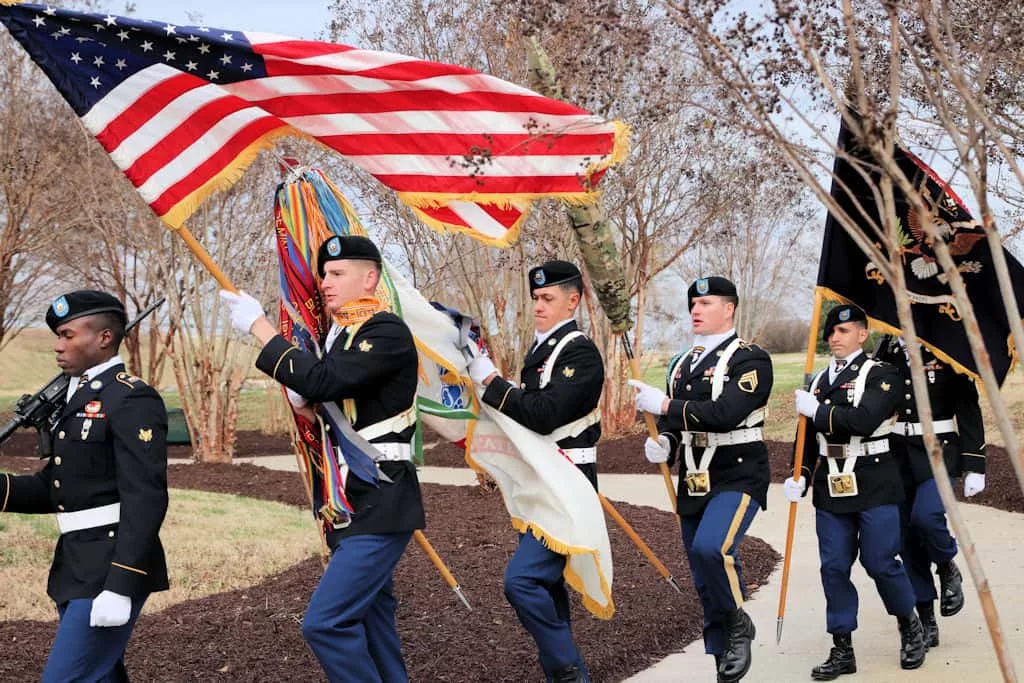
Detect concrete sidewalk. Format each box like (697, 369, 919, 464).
(193, 455, 1023, 681)
(603, 475, 1024, 683)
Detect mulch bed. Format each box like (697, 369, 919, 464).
(0, 459, 778, 681)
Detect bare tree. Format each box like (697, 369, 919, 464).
(162, 156, 281, 463)
(0, 39, 82, 350)
(45, 123, 180, 385)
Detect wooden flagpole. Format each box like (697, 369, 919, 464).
(776, 287, 824, 644)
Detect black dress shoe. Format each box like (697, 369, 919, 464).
(898, 613, 927, 670)
(918, 602, 939, 648)
(552, 664, 585, 683)
(811, 633, 856, 681)
(938, 561, 965, 616)
(718, 607, 755, 682)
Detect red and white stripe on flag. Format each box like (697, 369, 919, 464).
(76, 31, 626, 246)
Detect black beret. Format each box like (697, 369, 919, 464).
(317, 235, 382, 278)
(528, 260, 582, 293)
(823, 303, 867, 341)
(687, 276, 738, 310)
(46, 290, 127, 333)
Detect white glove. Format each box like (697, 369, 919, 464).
(644, 435, 671, 464)
(628, 379, 668, 416)
(795, 390, 820, 419)
(964, 472, 985, 497)
(90, 590, 132, 628)
(783, 476, 807, 503)
(468, 356, 498, 385)
(285, 388, 308, 409)
(218, 290, 264, 335)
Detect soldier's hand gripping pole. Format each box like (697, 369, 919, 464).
(414, 530, 472, 610)
(620, 334, 678, 512)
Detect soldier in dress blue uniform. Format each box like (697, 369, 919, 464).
(628, 276, 773, 683)
(220, 235, 425, 683)
(784, 304, 927, 679)
(874, 336, 985, 647)
(466, 260, 604, 683)
(0, 290, 169, 682)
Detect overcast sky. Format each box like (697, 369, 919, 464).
(122, 0, 335, 40)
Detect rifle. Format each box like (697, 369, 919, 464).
(0, 297, 165, 456)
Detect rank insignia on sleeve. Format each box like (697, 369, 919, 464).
(138, 428, 153, 443)
(358, 340, 373, 352)
(880, 382, 891, 392)
(562, 367, 575, 378)
(738, 370, 759, 393)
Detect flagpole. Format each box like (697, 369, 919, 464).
(776, 286, 824, 645)
(599, 493, 683, 593)
(169, 224, 472, 609)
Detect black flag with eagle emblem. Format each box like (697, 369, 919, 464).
(817, 115, 1024, 384)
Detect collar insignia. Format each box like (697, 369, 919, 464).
(138, 428, 153, 443)
(562, 367, 575, 378)
(358, 339, 373, 352)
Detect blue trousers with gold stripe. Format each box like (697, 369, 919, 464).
(816, 505, 916, 634)
(902, 477, 958, 602)
(679, 491, 759, 656)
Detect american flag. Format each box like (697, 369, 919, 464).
(0, 3, 626, 246)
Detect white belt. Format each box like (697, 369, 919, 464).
(819, 439, 890, 458)
(550, 409, 600, 443)
(563, 447, 597, 465)
(893, 419, 957, 437)
(56, 502, 120, 534)
(371, 442, 413, 462)
(680, 427, 763, 448)
(357, 406, 416, 441)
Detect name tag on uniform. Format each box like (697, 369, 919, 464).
(684, 470, 711, 496)
(827, 472, 859, 497)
